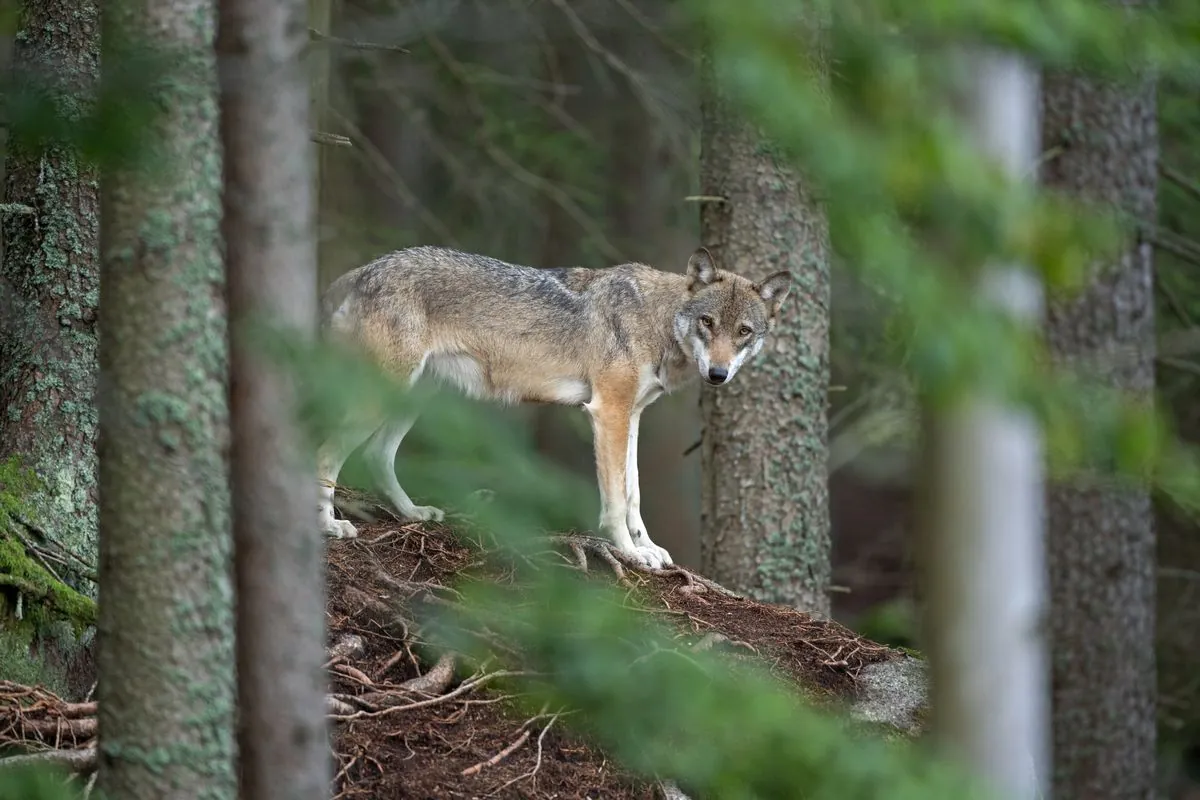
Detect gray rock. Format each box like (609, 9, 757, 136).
(850, 654, 929, 735)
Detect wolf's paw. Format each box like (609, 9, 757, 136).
(628, 526, 674, 569)
(625, 541, 673, 570)
(322, 518, 359, 540)
(403, 504, 445, 523)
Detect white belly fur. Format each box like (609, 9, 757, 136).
(419, 351, 590, 407)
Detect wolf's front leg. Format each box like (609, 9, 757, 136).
(585, 383, 672, 570)
(623, 408, 673, 567)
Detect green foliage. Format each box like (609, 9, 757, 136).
(2, 29, 173, 171)
(695, 0, 1200, 514)
(0, 762, 84, 800)
(853, 598, 918, 651)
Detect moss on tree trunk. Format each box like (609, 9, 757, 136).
(94, 0, 236, 795)
(1041, 26, 1159, 799)
(0, 0, 101, 578)
(697, 26, 832, 614)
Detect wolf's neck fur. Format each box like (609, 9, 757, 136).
(650, 274, 700, 393)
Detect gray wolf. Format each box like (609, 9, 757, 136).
(315, 245, 791, 568)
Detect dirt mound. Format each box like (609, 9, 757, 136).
(0, 517, 902, 798)
(323, 520, 898, 799)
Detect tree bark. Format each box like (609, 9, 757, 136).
(0, 0, 100, 572)
(1041, 25, 1159, 799)
(95, 0, 236, 796)
(917, 49, 1048, 800)
(697, 26, 832, 613)
(217, 0, 331, 795)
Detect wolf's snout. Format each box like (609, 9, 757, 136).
(707, 366, 729, 385)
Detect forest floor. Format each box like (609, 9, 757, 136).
(0, 511, 904, 799)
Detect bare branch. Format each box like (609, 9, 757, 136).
(311, 131, 353, 147)
(1149, 229, 1200, 269)
(307, 27, 409, 54)
(421, 31, 625, 263)
(327, 105, 462, 246)
(1161, 163, 1200, 206)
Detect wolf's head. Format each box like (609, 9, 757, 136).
(673, 247, 791, 387)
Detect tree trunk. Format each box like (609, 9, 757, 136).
(217, 0, 331, 795)
(697, 27, 832, 613)
(0, 0, 100, 573)
(95, 0, 236, 796)
(1041, 31, 1159, 800)
(917, 48, 1048, 800)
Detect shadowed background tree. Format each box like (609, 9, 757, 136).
(219, 0, 330, 795)
(1041, 4, 1160, 794)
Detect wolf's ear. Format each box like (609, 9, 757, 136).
(686, 247, 718, 289)
(755, 271, 792, 316)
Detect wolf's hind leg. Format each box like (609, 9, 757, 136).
(362, 416, 445, 523)
(316, 419, 379, 539)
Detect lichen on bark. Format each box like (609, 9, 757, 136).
(0, 0, 101, 582)
(94, 0, 236, 795)
(697, 24, 832, 615)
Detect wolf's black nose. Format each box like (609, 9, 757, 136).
(708, 367, 729, 384)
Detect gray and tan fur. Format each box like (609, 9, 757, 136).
(316, 245, 790, 568)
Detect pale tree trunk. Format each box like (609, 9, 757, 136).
(217, 0, 330, 796)
(1041, 19, 1159, 798)
(0, 0, 100, 573)
(95, 0, 236, 796)
(917, 49, 1049, 800)
(697, 26, 832, 613)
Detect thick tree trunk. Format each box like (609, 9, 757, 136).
(217, 0, 331, 795)
(697, 30, 831, 613)
(95, 0, 236, 796)
(0, 0, 100, 572)
(1041, 42, 1159, 800)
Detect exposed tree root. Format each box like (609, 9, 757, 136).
(0, 745, 95, 774)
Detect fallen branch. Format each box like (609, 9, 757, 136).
(328, 670, 530, 720)
(461, 728, 531, 776)
(484, 713, 562, 796)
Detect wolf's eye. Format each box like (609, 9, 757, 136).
(738, 325, 753, 337)
(699, 316, 714, 329)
